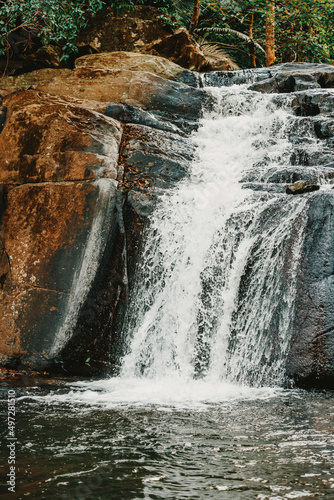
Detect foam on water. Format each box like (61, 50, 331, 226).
(21, 377, 282, 410)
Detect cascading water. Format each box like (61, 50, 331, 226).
(120, 85, 310, 389)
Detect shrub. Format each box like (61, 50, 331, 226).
(0, 0, 105, 60)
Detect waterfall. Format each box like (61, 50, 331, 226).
(120, 85, 311, 388)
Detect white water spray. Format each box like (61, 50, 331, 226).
(119, 85, 311, 388)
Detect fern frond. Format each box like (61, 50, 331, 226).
(196, 37, 239, 70)
(196, 27, 266, 54)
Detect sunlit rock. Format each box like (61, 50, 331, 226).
(286, 181, 320, 195)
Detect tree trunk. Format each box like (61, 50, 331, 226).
(265, 0, 275, 66)
(249, 9, 256, 68)
(189, 0, 200, 36)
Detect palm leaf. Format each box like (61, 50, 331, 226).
(196, 27, 266, 54)
(196, 36, 239, 69)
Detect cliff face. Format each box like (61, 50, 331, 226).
(0, 90, 122, 373)
(287, 193, 334, 389)
(0, 52, 202, 375)
(1, 53, 334, 388)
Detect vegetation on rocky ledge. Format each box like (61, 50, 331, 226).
(1, 0, 333, 69)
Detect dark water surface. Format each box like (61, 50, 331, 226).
(1, 382, 334, 499)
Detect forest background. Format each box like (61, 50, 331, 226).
(0, 0, 333, 70)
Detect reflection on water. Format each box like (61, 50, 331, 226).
(0, 383, 333, 499)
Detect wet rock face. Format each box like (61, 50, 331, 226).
(119, 122, 193, 223)
(249, 63, 334, 93)
(204, 62, 334, 388)
(287, 193, 334, 388)
(0, 181, 117, 370)
(204, 63, 334, 93)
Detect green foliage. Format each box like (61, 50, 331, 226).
(193, 0, 266, 67)
(275, 0, 334, 64)
(193, 0, 334, 67)
(0, 0, 106, 60)
(0, 0, 180, 60)
(136, 0, 195, 27)
(1, 0, 333, 67)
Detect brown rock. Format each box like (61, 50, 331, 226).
(76, 6, 211, 72)
(38, 67, 134, 103)
(23, 45, 63, 70)
(77, 6, 173, 54)
(0, 90, 122, 184)
(0, 47, 204, 374)
(146, 28, 210, 72)
(0, 179, 118, 368)
(4, 182, 99, 290)
(0, 90, 123, 369)
(0, 68, 72, 99)
(0, 65, 203, 125)
(0, 249, 10, 290)
(35, 66, 193, 110)
(286, 180, 320, 195)
(0, 50, 203, 126)
(75, 51, 188, 81)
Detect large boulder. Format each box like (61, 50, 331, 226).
(0, 179, 121, 373)
(0, 52, 204, 128)
(248, 62, 334, 93)
(291, 89, 334, 117)
(77, 6, 173, 54)
(0, 90, 124, 373)
(0, 90, 121, 184)
(74, 51, 197, 84)
(77, 7, 213, 72)
(287, 193, 334, 388)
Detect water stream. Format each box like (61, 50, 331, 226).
(1, 83, 333, 500)
(120, 86, 308, 388)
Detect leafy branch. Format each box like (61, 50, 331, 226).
(196, 26, 266, 54)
